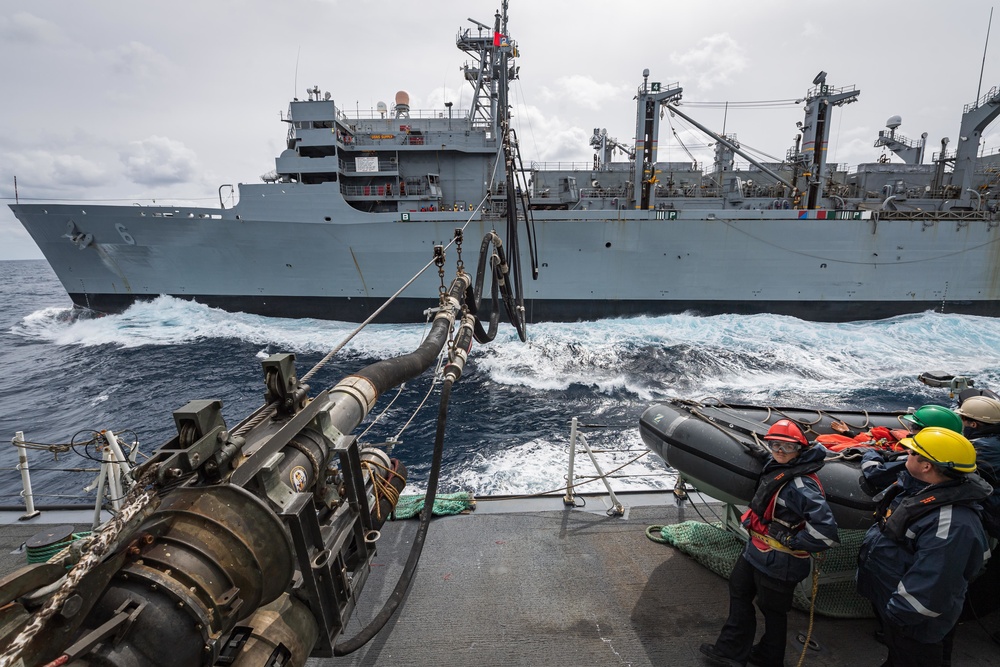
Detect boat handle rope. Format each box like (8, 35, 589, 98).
(684, 399, 874, 440)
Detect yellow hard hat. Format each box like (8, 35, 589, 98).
(897, 426, 977, 474)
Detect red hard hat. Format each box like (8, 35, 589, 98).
(764, 419, 809, 446)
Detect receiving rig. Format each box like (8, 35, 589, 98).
(0, 222, 533, 666)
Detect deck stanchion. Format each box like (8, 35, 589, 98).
(579, 431, 625, 516)
(13, 431, 41, 521)
(564, 418, 626, 515)
(564, 417, 578, 505)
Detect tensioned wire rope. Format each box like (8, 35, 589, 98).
(1, 142, 514, 666)
(234, 143, 509, 438)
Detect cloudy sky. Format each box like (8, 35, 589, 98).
(1, 0, 996, 259)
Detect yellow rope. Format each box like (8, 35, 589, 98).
(795, 555, 823, 667)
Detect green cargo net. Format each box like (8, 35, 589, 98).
(647, 521, 874, 619)
(393, 492, 476, 519)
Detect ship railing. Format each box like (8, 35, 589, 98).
(877, 209, 993, 221)
(580, 188, 629, 200)
(964, 85, 999, 114)
(348, 132, 494, 148)
(875, 129, 922, 149)
(5, 430, 137, 527)
(340, 183, 432, 197)
(530, 161, 593, 172)
(563, 417, 672, 516)
(805, 82, 858, 99)
(337, 107, 472, 121)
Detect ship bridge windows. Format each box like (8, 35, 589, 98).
(294, 120, 335, 129)
(300, 173, 338, 185)
(299, 146, 337, 158)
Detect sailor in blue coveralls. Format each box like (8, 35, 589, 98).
(700, 419, 839, 667)
(956, 395, 1000, 538)
(856, 427, 991, 667)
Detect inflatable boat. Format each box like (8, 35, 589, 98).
(638, 399, 911, 530)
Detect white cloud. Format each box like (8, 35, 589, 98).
(0, 12, 63, 44)
(107, 41, 172, 80)
(51, 154, 109, 186)
(120, 136, 200, 186)
(538, 75, 631, 111)
(670, 33, 748, 91)
(3, 150, 108, 189)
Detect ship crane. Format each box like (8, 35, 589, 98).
(664, 104, 795, 193)
(873, 116, 927, 165)
(952, 85, 1000, 206)
(590, 128, 635, 169)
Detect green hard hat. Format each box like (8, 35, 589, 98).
(902, 404, 963, 433)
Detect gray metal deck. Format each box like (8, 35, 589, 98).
(324, 497, 1000, 666)
(2, 497, 997, 666)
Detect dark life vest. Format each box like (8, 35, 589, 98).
(876, 475, 992, 542)
(744, 458, 824, 553)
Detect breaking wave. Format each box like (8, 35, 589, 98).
(7, 290, 1000, 496)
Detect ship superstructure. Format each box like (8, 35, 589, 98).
(9, 7, 1000, 323)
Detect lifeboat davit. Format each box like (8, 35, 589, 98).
(639, 399, 909, 530)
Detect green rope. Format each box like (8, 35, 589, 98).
(393, 492, 475, 519)
(645, 525, 671, 543)
(26, 532, 91, 564)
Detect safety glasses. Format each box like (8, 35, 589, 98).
(766, 440, 801, 454)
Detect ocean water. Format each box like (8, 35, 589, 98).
(3, 259, 1000, 506)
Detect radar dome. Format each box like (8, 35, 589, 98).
(377, 101, 387, 113)
(885, 115, 902, 130)
(395, 91, 410, 106)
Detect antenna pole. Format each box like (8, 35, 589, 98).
(294, 46, 301, 99)
(976, 7, 994, 105)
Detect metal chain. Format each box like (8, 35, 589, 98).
(434, 245, 446, 297)
(0, 465, 161, 667)
(454, 228, 464, 272)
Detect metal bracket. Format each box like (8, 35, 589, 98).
(61, 597, 147, 660)
(215, 626, 252, 665)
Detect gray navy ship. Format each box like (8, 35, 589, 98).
(9, 9, 1000, 323)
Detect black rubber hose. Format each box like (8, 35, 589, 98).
(354, 278, 466, 395)
(470, 233, 501, 343)
(333, 378, 453, 656)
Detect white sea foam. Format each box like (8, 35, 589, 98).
(406, 432, 674, 497)
(476, 311, 1000, 403)
(12, 300, 1000, 495)
(11, 296, 430, 355)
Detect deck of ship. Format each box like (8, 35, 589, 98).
(2, 495, 997, 666)
(326, 496, 999, 666)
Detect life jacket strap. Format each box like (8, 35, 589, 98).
(749, 529, 811, 557)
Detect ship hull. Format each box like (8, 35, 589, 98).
(12, 196, 1000, 323)
(61, 292, 1000, 323)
